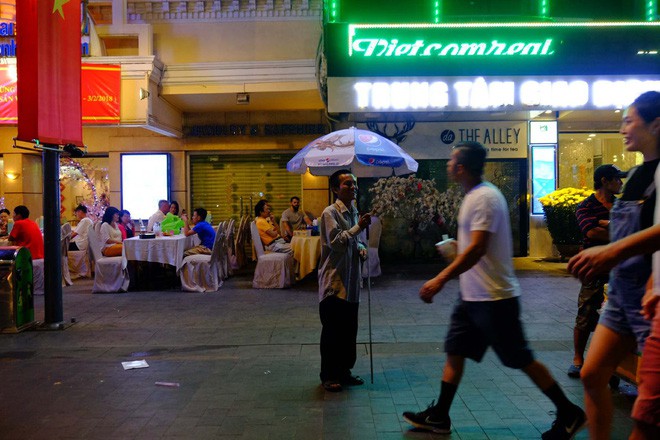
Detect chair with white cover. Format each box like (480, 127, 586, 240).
(223, 218, 236, 277)
(32, 257, 44, 295)
(360, 215, 382, 279)
(67, 221, 91, 279)
(87, 228, 129, 293)
(61, 223, 73, 286)
(179, 229, 225, 292)
(68, 247, 91, 279)
(249, 221, 294, 289)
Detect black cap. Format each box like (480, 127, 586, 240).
(594, 164, 627, 183)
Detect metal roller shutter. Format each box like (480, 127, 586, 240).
(190, 154, 302, 223)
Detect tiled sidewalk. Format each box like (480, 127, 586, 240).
(0, 259, 636, 439)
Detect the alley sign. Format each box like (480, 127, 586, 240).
(399, 122, 528, 160)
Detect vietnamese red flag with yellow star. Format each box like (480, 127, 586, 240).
(16, 0, 83, 147)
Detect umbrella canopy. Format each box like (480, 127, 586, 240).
(287, 127, 418, 177)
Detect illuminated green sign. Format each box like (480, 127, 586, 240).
(350, 37, 555, 57)
(326, 22, 660, 77)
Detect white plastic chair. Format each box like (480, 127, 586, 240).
(87, 228, 129, 293)
(360, 216, 382, 278)
(250, 221, 294, 289)
(179, 230, 225, 292)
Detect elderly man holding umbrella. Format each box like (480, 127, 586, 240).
(318, 169, 371, 392)
(288, 126, 419, 389)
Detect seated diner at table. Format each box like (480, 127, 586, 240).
(0, 208, 10, 237)
(169, 201, 181, 216)
(117, 209, 135, 240)
(182, 207, 216, 257)
(8, 205, 44, 259)
(147, 200, 170, 232)
(100, 207, 123, 257)
(255, 199, 293, 255)
(281, 196, 313, 241)
(69, 204, 93, 251)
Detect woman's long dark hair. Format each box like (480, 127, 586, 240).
(170, 201, 180, 215)
(102, 207, 120, 224)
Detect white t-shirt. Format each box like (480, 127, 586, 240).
(72, 217, 93, 252)
(147, 210, 166, 232)
(100, 222, 122, 251)
(458, 182, 520, 301)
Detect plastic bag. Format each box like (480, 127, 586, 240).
(161, 213, 185, 234)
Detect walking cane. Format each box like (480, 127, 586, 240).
(365, 223, 374, 384)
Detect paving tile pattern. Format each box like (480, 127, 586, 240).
(0, 259, 636, 439)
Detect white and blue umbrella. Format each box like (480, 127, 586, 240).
(287, 127, 418, 177)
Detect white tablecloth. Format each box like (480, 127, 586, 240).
(290, 235, 321, 279)
(122, 234, 199, 272)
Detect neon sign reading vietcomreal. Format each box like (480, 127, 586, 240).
(326, 77, 660, 113)
(326, 22, 660, 77)
(350, 38, 554, 57)
(346, 22, 659, 59)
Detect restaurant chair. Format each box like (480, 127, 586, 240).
(30, 223, 72, 294)
(87, 228, 129, 293)
(66, 219, 91, 279)
(224, 218, 236, 276)
(68, 248, 91, 279)
(249, 221, 294, 289)
(61, 223, 73, 286)
(360, 215, 382, 279)
(32, 257, 44, 295)
(179, 230, 225, 292)
(93, 220, 102, 236)
(233, 215, 250, 270)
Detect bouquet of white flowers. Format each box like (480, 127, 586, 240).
(369, 176, 443, 232)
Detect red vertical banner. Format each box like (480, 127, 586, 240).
(16, 0, 83, 146)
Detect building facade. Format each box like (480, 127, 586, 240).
(0, 0, 658, 259)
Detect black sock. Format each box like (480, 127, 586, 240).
(435, 381, 458, 418)
(542, 382, 575, 416)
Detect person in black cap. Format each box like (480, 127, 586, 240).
(567, 164, 625, 378)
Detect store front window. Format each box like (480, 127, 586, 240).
(189, 154, 302, 223)
(558, 133, 642, 189)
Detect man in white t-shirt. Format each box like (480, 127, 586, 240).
(69, 204, 93, 252)
(147, 200, 170, 232)
(403, 141, 585, 439)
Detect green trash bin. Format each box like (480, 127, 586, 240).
(0, 246, 35, 333)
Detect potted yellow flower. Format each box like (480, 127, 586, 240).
(538, 187, 594, 259)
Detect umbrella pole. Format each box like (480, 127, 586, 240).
(366, 224, 374, 384)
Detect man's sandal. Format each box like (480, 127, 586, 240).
(322, 381, 343, 392)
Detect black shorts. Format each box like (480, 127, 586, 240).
(445, 297, 534, 369)
(575, 278, 606, 332)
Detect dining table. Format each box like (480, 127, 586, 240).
(290, 235, 321, 279)
(122, 233, 200, 273)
